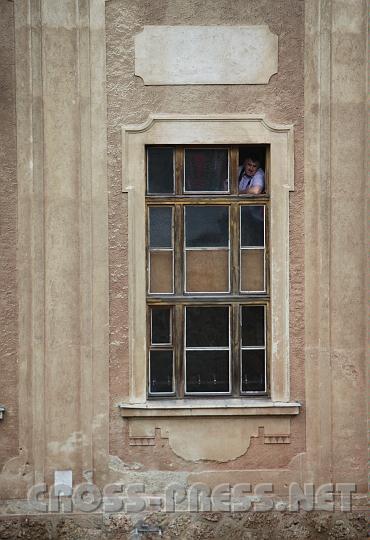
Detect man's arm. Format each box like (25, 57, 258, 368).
(244, 184, 263, 195)
(244, 168, 264, 194)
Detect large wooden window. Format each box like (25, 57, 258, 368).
(146, 145, 270, 398)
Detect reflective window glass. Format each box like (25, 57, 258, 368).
(186, 306, 229, 348)
(185, 206, 229, 248)
(241, 206, 265, 247)
(151, 307, 171, 344)
(241, 350, 265, 392)
(185, 148, 229, 192)
(186, 350, 229, 393)
(241, 306, 265, 347)
(149, 207, 173, 248)
(147, 147, 174, 194)
(150, 351, 173, 393)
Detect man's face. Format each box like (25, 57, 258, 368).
(244, 159, 259, 177)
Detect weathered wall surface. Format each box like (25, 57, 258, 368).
(106, 0, 305, 471)
(0, 1, 18, 470)
(0, 0, 365, 518)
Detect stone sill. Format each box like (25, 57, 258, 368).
(0, 406, 5, 420)
(119, 399, 301, 418)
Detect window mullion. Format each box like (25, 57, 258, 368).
(231, 303, 240, 396)
(175, 147, 184, 195)
(265, 204, 270, 295)
(174, 303, 184, 398)
(174, 203, 184, 398)
(174, 204, 184, 296)
(230, 146, 238, 195)
(265, 145, 270, 194)
(230, 203, 239, 294)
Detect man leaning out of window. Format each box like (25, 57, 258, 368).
(238, 154, 265, 194)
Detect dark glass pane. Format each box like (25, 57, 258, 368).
(186, 306, 229, 347)
(186, 350, 229, 393)
(151, 307, 171, 344)
(241, 350, 265, 392)
(185, 206, 229, 247)
(185, 149, 229, 192)
(147, 147, 174, 194)
(241, 306, 265, 346)
(149, 207, 172, 248)
(241, 206, 264, 247)
(150, 350, 173, 393)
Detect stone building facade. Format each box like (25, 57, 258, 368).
(0, 0, 367, 537)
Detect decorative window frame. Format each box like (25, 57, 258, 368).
(120, 115, 299, 417)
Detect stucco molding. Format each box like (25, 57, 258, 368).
(119, 399, 301, 417)
(122, 113, 294, 135)
(126, 417, 292, 462)
(122, 114, 294, 192)
(122, 115, 294, 407)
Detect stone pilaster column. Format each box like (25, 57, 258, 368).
(15, 0, 109, 488)
(304, 0, 367, 491)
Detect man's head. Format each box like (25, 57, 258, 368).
(243, 155, 260, 177)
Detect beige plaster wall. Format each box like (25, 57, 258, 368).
(106, 0, 305, 469)
(0, 1, 18, 469)
(303, 0, 368, 493)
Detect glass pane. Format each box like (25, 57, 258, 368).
(241, 350, 265, 392)
(240, 249, 264, 292)
(186, 250, 229, 292)
(184, 149, 229, 192)
(186, 350, 229, 393)
(241, 206, 265, 247)
(186, 306, 229, 347)
(185, 206, 229, 247)
(241, 306, 265, 347)
(149, 207, 172, 248)
(150, 251, 173, 293)
(147, 147, 174, 194)
(150, 350, 173, 393)
(151, 307, 171, 344)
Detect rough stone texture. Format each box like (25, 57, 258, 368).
(0, 1, 18, 470)
(106, 0, 305, 470)
(0, 512, 367, 539)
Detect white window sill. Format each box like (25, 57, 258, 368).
(0, 406, 5, 420)
(119, 399, 301, 418)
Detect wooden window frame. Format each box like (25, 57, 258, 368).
(146, 145, 269, 399)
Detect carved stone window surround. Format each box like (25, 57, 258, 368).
(120, 114, 297, 418)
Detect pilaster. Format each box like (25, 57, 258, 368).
(15, 0, 109, 488)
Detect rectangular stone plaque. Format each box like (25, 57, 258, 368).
(135, 26, 278, 85)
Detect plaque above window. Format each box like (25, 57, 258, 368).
(135, 26, 278, 85)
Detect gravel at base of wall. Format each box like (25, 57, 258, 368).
(0, 511, 367, 539)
